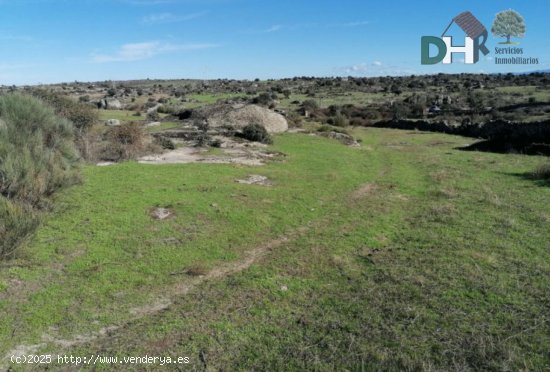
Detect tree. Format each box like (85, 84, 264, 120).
(491, 9, 526, 44)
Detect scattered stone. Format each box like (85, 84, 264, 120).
(105, 119, 120, 127)
(145, 121, 161, 128)
(319, 131, 360, 147)
(96, 161, 115, 167)
(150, 207, 173, 220)
(280, 285, 288, 291)
(236, 175, 272, 186)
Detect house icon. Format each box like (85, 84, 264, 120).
(421, 10, 490, 65)
(442, 11, 490, 56)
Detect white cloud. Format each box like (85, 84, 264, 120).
(142, 11, 207, 25)
(339, 61, 415, 76)
(340, 21, 369, 27)
(342, 63, 369, 74)
(265, 25, 282, 33)
(243, 20, 369, 35)
(91, 41, 217, 63)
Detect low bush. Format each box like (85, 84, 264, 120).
(252, 92, 277, 107)
(31, 89, 97, 133)
(531, 163, 550, 180)
(31, 89, 98, 160)
(0, 197, 39, 259)
(286, 111, 303, 128)
(317, 125, 349, 135)
(210, 138, 223, 148)
(0, 93, 80, 259)
(302, 99, 319, 112)
(154, 136, 176, 150)
(147, 110, 160, 121)
(104, 122, 146, 161)
(157, 104, 184, 115)
(0, 94, 80, 205)
(332, 112, 349, 127)
(194, 120, 211, 147)
(240, 124, 273, 144)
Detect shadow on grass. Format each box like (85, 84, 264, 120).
(503, 171, 550, 187)
(457, 140, 550, 156)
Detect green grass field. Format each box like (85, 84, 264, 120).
(186, 93, 249, 108)
(493, 85, 550, 103)
(1, 129, 548, 370)
(97, 109, 145, 122)
(146, 121, 181, 133)
(278, 92, 400, 110)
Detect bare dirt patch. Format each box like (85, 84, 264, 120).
(139, 145, 268, 166)
(236, 175, 273, 186)
(350, 183, 379, 200)
(149, 207, 174, 221)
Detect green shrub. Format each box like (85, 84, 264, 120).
(252, 92, 278, 107)
(31, 90, 98, 160)
(147, 111, 160, 121)
(0, 93, 80, 259)
(332, 112, 349, 127)
(104, 122, 145, 160)
(154, 136, 176, 150)
(286, 111, 303, 128)
(31, 89, 97, 132)
(317, 125, 349, 135)
(0, 94, 80, 206)
(0, 197, 39, 259)
(302, 99, 319, 112)
(531, 163, 550, 180)
(194, 120, 211, 147)
(157, 104, 183, 115)
(240, 124, 273, 144)
(210, 138, 223, 148)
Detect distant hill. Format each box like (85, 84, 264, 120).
(514, 69, 550, 75)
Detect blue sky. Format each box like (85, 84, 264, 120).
(0, 0, 548, 85)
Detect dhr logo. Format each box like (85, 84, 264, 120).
(421, 11, 490, 65)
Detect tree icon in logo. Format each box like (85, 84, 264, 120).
(491, 9, 526, 44)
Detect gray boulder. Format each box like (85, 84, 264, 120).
(105, 99, 122, 110)
(195, 104, 288, 133)
(105, 119, 121, 127)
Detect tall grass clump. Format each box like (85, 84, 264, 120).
(531, 163, 550, 180)
(0, 93, 80, 259)
(0, 197, 39, 258)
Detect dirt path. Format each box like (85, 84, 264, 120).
(3, 181, 381, 368)
(2, 230, 303, 367)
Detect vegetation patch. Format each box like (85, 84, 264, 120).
(239, 123, 273, 144)
(0, 94, 80, 259)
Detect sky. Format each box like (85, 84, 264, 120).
(0, 0, 549, 85)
